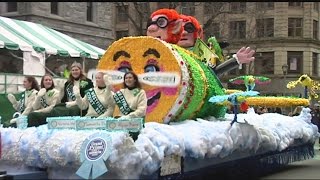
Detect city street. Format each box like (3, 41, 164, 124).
(260, 141, 320, 179)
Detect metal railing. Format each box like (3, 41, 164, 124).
(0, 73, 66, 94)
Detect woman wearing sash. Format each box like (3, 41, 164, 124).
(7, 75, 39, 124)
(73, 72, 115, 118)
(27, 74, 60, 127)
(50, 61, 94, 116)
(114, 71, 147, 140)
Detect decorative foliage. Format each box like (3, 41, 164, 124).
(209, 91, 259, 126)
(224, 89, 243, 95)
(80, 80, 89, 88)
(229, 75, 271, 91)
(287, 74, 320, 100)
(245, 96, 309, 107)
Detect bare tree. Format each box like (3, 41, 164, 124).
(114, 2, 180, 36)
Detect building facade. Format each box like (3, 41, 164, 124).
(1, 2, 319, 98)
(113, 2, 320, 98)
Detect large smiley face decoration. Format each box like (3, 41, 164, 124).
(97, 36, 226, 123)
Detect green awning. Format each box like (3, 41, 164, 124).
(0, 16, 105, 59)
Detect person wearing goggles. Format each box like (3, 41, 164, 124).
(177, 14, 203, 49)
(177, 14, 255, 77)
(146, 8, 183, 44)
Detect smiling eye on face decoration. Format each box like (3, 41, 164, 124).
(118, 66, 132, 73)
(144, 64, 160, 73)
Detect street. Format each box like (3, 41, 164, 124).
(260, 141, 320, 179)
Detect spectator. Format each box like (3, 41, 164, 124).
(311, 103, 320, 145)
(292, 106, 303, 116)
(274, 107, 282, 114)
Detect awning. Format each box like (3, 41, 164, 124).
(0, 16, 105, 59)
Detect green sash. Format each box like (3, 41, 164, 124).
(66, 83, 76, 101)
(85, 88, 106, 115)
(18, 90, 34, 113)
(113, 90, 133, 115)
(40, 96, 49, 108)
(18, 92, 25, 113)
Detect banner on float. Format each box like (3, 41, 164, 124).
(106, 118, 143, 132)
(47, 116, 78, 129)
(46, 116, 143, 132)
(76, 117, 110, 130)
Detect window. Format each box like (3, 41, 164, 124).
(87, 2, 93, 22)
(51, 2, 58, 15)
(7, 2, 17, 12)
(313, 53, 318, 76)
(314, 20, 319, 40)
(314, 2, 319, 11)
(229, 21, 246, 39)
(288, 2, 303, 7)
(205, 23, 220, 40)
(256, 2, 274, 10)
(254, 52, 274, 75)
(116, 30, 129, 40)
(116, 5, 128, 23)
(181, 2, 195, 16)
(230, 2, 246, 13)
(287, 51, 303, 74)
(256, 18, 274, 38)
(288, 18, 303, 37)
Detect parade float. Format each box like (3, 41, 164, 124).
(0, 36, 319, 179)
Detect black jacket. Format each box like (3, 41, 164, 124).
(213, 57, 239, 77)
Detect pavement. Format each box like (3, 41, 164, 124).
(260, 140, 320, 179)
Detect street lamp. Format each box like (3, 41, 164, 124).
(282, 64, 288, 96)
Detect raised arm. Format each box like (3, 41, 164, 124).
(21, 90, 38, 116)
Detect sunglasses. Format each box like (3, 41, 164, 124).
(184, 22, 196, 33)
(147, 16, 174, 29)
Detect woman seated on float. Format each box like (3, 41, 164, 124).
(114, 71, 147, 140)
(114, 71, 147, 120)
(7, 75, 39, 124)
(50, 61, 94, 116)
(73, 71, 115, 118)
(27, 74, 60, 127)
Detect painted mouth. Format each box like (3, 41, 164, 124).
(147, 91, 161, 113)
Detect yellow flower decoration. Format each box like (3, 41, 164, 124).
(245, 96, 309, 107)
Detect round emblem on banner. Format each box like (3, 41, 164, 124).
(51, 120, 58, 128)
(78, 121, 85, 128)
(85, 138, 106, 161)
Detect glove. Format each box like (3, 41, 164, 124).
(235, 47, 255, 64)
(103, 74, 111, 85)
(7, 94, 17, 104)
(10, 118, 17, 124)
(73, 86, 81, 97)
(37, 88, 47, 97)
